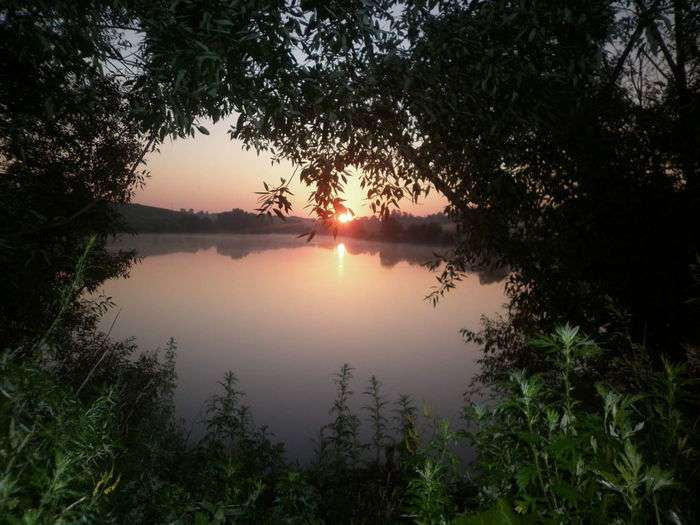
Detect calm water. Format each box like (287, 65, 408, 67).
(101, 234, 505, 460)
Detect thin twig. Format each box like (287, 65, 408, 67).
(76, 308, 122, 396)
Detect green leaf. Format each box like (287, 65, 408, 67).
(551, 482, 579, 504)
(515, 466, 536, 491)
(453, 499, 525, 524)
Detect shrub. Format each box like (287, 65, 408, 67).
(448, 325, 697, 524)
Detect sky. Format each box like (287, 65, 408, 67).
(136, 119, 447, 217)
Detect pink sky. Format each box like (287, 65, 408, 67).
(136, 120, 447, 217)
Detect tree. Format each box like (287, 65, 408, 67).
(1, 0, 389, 345)
(0, 3, 150, 346)
(233, 1, 700, 373)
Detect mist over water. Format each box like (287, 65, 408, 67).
(101, 234, 505, 460)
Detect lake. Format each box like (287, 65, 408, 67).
(100, 233, 506, 461)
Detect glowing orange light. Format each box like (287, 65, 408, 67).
(336, 242, 346, 272)
(338, 212, 353, 224)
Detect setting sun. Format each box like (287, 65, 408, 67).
(337, 212, 353, 223)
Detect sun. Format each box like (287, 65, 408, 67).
(337, 212, 353, 224)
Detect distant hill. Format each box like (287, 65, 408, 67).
(115, 203, 313, 234)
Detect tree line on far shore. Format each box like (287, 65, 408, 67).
(118, 203, 454, 245)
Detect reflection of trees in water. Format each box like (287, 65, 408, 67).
(474, 266, 509, 286)
(110, 233, 506, 283)
(110, 233, 299, 259)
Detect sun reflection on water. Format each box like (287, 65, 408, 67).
(336, 242, 346, 273)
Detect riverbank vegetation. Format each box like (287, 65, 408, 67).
(2, 1, 699, 522)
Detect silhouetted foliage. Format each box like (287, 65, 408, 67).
(2, 1, 700, 522)
(230, 1, 700, 375)
(0, 3, 150, 348)
(0, 0, 390, 347)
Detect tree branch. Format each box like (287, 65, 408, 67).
(9, 135, 156, 238)
(397, 141, 459, 205)
(634, 0, 683, 88)
(608, 0, 664, 90)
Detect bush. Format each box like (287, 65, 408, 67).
(406, 325, 698, 524)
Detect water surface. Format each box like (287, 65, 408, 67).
(101, 234, 505, 460)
